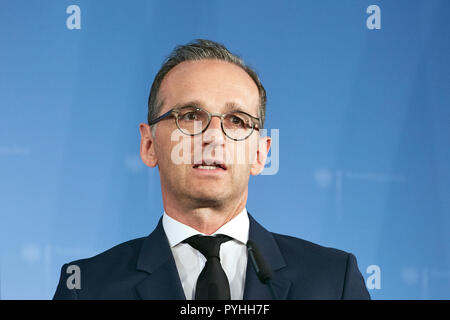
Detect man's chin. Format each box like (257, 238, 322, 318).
(186, 189, 229, 206)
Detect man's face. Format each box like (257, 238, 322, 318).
(140, 59, 270, 206)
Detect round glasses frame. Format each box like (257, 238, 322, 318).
(148, 106, 261, 141)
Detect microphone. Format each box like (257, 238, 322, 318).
(246, 240, 278, 300)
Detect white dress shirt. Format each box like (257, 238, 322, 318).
(162, 208, 249, 300)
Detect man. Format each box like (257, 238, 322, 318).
(53, 39, 370, 300)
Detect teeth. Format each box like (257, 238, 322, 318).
(196, 165, 220, 170)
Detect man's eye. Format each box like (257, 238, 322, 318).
(231, 116, 244, 125)
(182, 112, 198, 120)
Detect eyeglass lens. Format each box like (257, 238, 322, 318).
(176, 107, 254, 140)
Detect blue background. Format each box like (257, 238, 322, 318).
(1, 0, 449, 299)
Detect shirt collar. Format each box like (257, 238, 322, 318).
(162, 208, 249, 247)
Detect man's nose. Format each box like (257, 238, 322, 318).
(209, 116, 222, 130)
(202, 116, 225, 144)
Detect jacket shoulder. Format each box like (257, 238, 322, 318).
(53, 236, 148, 299)
(68, 236, 147, 269)
(271, 233, 369, 299)
(272, 232, 349, 261)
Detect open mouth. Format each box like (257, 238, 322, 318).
(193, 161, 227, 170)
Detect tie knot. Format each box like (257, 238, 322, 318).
(183, 234, 232, 259)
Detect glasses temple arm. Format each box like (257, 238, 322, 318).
(148, 109, 175, 125)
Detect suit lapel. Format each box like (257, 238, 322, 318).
(135, 218, 186, 300)
(243, 213, 292, 300)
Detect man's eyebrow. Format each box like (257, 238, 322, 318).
(173, 100, 250, 113)
(223, 102, 248, 113)
(173, 100, 204, 109)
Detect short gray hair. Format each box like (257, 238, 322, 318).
(147, 39, 266, 129)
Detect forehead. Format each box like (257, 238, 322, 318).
(158, 59, 260, 115)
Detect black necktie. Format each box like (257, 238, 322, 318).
(183, 234, 232, 300)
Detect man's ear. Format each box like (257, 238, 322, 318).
(139, 123, 158, 168)
(250, 135, 271, 176)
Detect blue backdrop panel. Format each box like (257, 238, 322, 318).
(0, 0, 449, 299)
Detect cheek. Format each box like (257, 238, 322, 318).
(226, 140, 258, 166)
(247, 143, 258, 164)
(223, 144, 257, 179)
(156, 127, 193, 166)
(155, 137, 182, 174)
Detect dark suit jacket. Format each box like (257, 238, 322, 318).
(53, 213, 370, 299)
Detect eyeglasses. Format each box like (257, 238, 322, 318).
(149, 105, 260, 141)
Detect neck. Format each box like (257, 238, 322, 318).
(162, 190, 248, 235)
